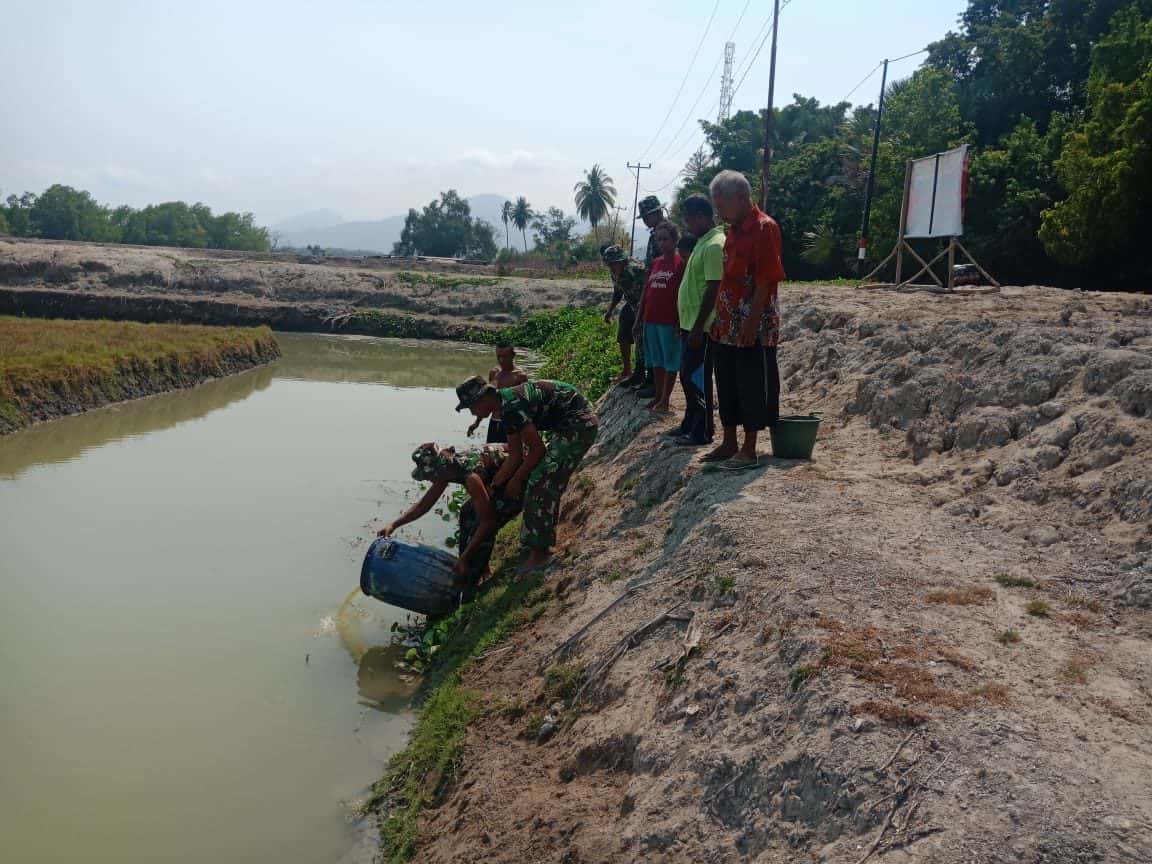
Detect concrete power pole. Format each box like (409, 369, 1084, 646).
(627, 161, 652, 258)
(760, 0, 781, 209)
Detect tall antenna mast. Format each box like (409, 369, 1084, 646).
(718, 41, 735, 124)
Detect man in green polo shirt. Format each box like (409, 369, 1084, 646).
(668, 193, 724, 446)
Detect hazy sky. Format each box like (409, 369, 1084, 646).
(0, 0, 966, 226)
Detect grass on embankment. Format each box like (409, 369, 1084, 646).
(371, 308, 617, 862)
(0, 316, 280, 433)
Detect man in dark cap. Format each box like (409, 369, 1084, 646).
(601, 244, 649, 385)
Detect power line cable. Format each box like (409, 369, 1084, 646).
(840, 48, 928, 105)
(650, 0, 755, 163)
(841, 61, 884, 104)
(646, 0, 800, 195)
(639, 0, 723, 160)
(731, 0, 794, 98)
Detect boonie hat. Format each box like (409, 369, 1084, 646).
(636, 195, 663, 219)
(600, 244, 628, 264)
(455, 375, 494, 411)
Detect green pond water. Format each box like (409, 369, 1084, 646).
(0, 333, 494, 864)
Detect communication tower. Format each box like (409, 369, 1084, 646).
(718, 42, 736, 123)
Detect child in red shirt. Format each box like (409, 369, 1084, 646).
(638, 221, 684, 412)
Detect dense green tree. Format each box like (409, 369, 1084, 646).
(510, 197, 533, 253)
(573, 164, 616, 242)
(2, 193, 36, 236)
(29, 185, 120, 242)
(1039, 6, 1152, 284)
(928, 0, 1152, 145)
(392, 190, 496, 259)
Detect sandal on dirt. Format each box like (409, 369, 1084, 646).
(718, 456, 761, 472)
(700, 450, 737, 463)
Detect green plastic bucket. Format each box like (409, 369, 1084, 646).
(770, 413, 822, 459)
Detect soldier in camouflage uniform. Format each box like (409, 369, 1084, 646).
(379, 442, 521, 592)
(635, 195, 666, 396)
(601, 244, 648, 385)
(455, 375, 598, 572)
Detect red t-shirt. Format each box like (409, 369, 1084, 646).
(711, 205, 786, 346)
(640, 251, 683, 326)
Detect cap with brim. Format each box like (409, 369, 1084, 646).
(636, 195, 663, 219)
(601, 244, 628, 264)
(455, 375, 494, 411)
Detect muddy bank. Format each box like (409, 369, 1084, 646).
(0, 318, 280, 434)
(376, 284, 1152, 863)
(0, 287, 505, 342)
(0, 238, 611, 334)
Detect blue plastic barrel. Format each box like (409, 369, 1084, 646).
(360, 537, 464, 617)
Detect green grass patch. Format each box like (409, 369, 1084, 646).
(1026, 599, 1052, 618)
(789, 665, 817, 692)
(543, 663, 585, 704)
(996, 629, 1021, 645)
(714, 574, 736, 594)
(0, 316, 279, 432)
(373, 517, 553, 860)
(374, 682, 479, 863)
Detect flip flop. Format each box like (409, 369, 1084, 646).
(700, 450, 737, 463)
(718, 456, 761, 472)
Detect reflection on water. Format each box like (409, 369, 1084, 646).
(0, 331, 505, 479)
(0, 364, 275, 478)
(275, 332, 499, 387)
(0, 332, 487, 864)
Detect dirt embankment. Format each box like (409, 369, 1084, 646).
(396, 285, 1152, 863)
(0, 239, 611, 335)
(0, 318, 280, 434)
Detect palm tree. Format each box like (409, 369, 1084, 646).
(573, 164, 617, 242)
(511, 197, 533, 253)
(500, 200, 513, 249)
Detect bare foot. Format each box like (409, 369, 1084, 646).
(518, 549, 551, 574)
(645, 398, 660, 410)
(652, 402, 672, 413)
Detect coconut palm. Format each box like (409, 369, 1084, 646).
(510, 197, 533, 252)
(500, 200, 513, 249)
(573, 164, 617, 242)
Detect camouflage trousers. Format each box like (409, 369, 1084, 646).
(459, 493, 522, 585)
(522, 426, 599, 551)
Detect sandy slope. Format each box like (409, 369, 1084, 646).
(405, 284, 1152, 863)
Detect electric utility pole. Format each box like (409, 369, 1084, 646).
(627, 161, 651, 257)
(760, 0, 781, 209)
(857, 58, 889, 272)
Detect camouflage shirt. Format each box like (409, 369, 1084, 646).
(499, 380, 598, 436)
(610, 261, 648, 309)
(442, 446, 508, 486)
(644, 229, 659, 278)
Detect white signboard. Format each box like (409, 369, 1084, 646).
(904, 145, 968, 238)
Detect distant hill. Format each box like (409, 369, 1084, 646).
(273, 194, 511, 254)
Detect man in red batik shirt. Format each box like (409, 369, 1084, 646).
(702, 170, 785, 470)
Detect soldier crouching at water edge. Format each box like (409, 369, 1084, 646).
(455, 375, 598, 574)
(378, 443, 522, 597)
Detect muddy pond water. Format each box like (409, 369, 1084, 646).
(0, 333, 496, 864)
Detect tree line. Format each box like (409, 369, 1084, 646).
(672, 0, 1152, 289)
(391, 0, 1151, 288)
(0, 184, 272, 252)
(394, 177, 631, 269)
